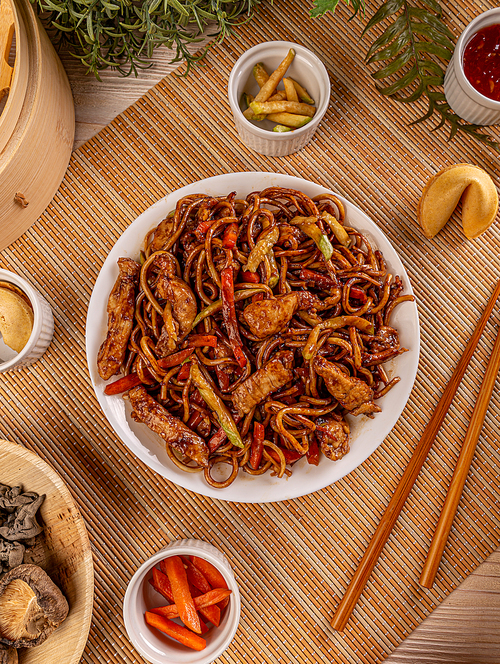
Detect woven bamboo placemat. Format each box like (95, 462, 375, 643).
(1, 1, 500, 662)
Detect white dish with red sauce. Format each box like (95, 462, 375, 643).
(444, 8, 500, 125)
(86, 172, 420, 503)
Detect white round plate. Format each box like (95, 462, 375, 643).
(86, 172, 419, 503)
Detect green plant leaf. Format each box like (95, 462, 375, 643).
(365, 15, 407, 59)
(363, 0, 403, 34)
(33, 0, 263, 77)
(371, 46, 412, 78)
(360, 0, 500, 152)
(310, 0, 364, 19)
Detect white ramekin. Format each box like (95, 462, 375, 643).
(123, 539, 241, 664)
(0, 269, 54, 372)
(444, 8, 500, 125)
(228, 41, 330, 156)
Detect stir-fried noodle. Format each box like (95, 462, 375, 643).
(98, 187, 413, 488)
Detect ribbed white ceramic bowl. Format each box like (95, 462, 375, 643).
(228, 41, 330, 156)
(123, 539, 240, 664)
(0, 269, 54, 372)
(444, 8, 500, 125)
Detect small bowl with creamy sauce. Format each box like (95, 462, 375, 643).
(445, 8, 500, 125)
(0, 269, 54, 371)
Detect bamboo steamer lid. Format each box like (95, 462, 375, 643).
(0, 0, 75, 250)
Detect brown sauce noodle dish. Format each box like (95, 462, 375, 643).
(98, 187, 413, 488)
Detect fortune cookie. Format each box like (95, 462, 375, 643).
(0, 288, 34, 353)
(417, 163, 498, 239)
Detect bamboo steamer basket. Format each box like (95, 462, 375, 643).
(0, 0, 74, 251)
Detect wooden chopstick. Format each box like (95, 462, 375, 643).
(331, 280, 500, 632)
(419, 325, 500, 588)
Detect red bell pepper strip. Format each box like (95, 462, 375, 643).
(151, 589, 231, 620)
(267, 448, 303, 465)
(104, 373, 142, 395)
(306, 439, 320, 466)
(241, 270, 260, 283)
(190, 557, 230, 610)
(208, 427, 228, 453)
(185, 334, 218, 348)
(177, 363, 191, 381)
(222, 222, 238, 249)
(162, 556, 201, 634)
(208, 413, 242, 453)
(150, 568, 174, 603)
(215, 365, 231, 391)
(187, 410, 203, 429)
(349, 286, 368, 302)
(250, 421, 265, 470)
(144, 612, 206, 651)
(158, 348, 194, 369)
(221, 267, 246, 369)
(299, 268, 337, 289)
(195, 220, 215, 236)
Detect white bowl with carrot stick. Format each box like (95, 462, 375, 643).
(123, 539, 240, 664)
(228, 41, 331, 156)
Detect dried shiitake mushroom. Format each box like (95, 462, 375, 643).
(0, 540, 24, 575)
(0, 644, 17, 664)
(0, 564, 68, 649)
(0, 493, 45, 542)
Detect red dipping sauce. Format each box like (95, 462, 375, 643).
(463, 23, 500, 101)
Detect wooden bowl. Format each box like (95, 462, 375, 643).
(0, 440, 93, 664)
(0, 0, 75, 250)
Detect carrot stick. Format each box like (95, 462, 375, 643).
(150, 568, 174, 603)
(184, 558, 212, 594)
(154, 563, 219, 625)
(190, 557, 230, 610)
(151, 589, 232, 620)
(189, 583, 221, 626)
(145, 612, 206, 651)
(162, 556, 201, 634)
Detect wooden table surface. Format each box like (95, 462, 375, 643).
(22, 5, 500, 662)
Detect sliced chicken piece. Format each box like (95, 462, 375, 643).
(232, 351, 294, 416)
(313, 356, 381, 416)
(315, 417, 350, 461)
(129, 386, 209, 467)
(155, 254, 197, 356)
(240, 292, 320, 339)
(368, 326, 400, 352)
(151, 215, 175, 252)
(97, 258, 140, 381)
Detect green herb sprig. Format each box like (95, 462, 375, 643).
(311, 0, 500, 152)
(34, 0, 262, 78)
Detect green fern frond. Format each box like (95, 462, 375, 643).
(363, 0, 500, 152)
